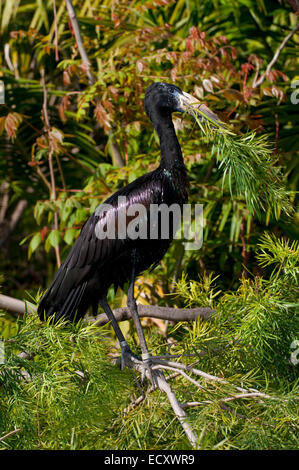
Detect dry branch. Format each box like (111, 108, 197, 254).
(0, 294, 36, 316)
(0, 181, 9, 222)
(64, 0, 94, 85)
(0, 428, 22, 443)
(0, 190, 28, 248)
(41, 68, 61, 268)
(1, 292, 284, 449)
(64, 0, 125, 169)
(253, 23, 299, 88)
(121, 350, 199, 448)
(0, 293, 214, 323)
(92, 304, 214, 325)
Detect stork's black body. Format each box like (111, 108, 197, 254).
(39, 166, 188, 323)
(38, 82, 190, 325)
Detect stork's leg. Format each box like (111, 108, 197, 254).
(127, 251, 150, 360)
(127, 250, 154, 383)
(99, 296, 133, 370)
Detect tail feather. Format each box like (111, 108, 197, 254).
(57, 281, 87, 322)
(38, 280, 88, 323)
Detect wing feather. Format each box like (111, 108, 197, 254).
(38, 170, 164, 321)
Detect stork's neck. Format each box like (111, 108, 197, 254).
(152, 112, 185, 170)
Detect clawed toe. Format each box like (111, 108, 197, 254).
(120, 341, 130, 370)
(141, 354, 157, 388)
(119, 342, 157, 388)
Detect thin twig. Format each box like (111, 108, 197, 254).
(220, 392, 270, 403)
(64, 0, 94, 85)
(41, 68, 61, 268)
(119, 351, 199, 448)
(154, 369, 199, 448)
(64, 0, 125, 170)
(181, 401, 248, 419)
(253, 23, 299, 88)
(181, 391, 273, 409)
(122, 371, 179, 416)
(152, 363, 204, 389)
(55, 154, 67, 191)
(36, 166, 52, 193)
(0, 428, 22, 442)
(0, 199, 28, 248)
(151, 357, 274, 399)
(53, 0, 59, 61)
(0, 181, 9, 222)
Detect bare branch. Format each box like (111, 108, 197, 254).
(108, 139, 125, 167)
(253, 23, 299, 88)
(4, 43, 15, 74)
(151, 357, 275, 400)
(0, 199, 28, 248)
(122, 350, 198, 448)
(41, 68, 61, 268)
(155, 370, 199, 448)
(53, 0, 59, 61)
(92, 304, 214, 326)
(0, 428, 22, 443)
(0, 293, 214, 325)
(121, 371, 179, 416)
(64, 0, 94, 85)
(8, 199, 28, 233)
(35, 165, 52, 193)
(0, 181, 9, 222)
(0, 294, 36, 316)
(153, 363, 204, 389)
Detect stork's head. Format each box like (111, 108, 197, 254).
(145, 81, 220, 124)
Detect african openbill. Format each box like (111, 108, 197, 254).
(38, 82, 216, 366)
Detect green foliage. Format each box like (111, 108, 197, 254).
(1, 233, 298, 450)
(191, 107, 292, 218)
(0, 0, 298, 450)
(0, 315, 136, 449)
(0, 0, 297, 297)
(177, 232, 299, 375)
(257, 232, 299, 280)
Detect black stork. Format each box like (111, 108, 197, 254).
(38, 82, 217, 367)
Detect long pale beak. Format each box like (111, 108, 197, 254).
(178, 91, 222, 125)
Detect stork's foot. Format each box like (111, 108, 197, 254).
(119, 342, 157, 388)
(141, 352, 157, 389)
(120, 341, 137, 370)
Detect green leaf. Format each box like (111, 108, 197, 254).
(61, 205, 73, 223)
(28, 232, 42, 259)
(48, 230, 61, 248)
(75, 208, 89, 224)
(64, 228, 78, 245)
